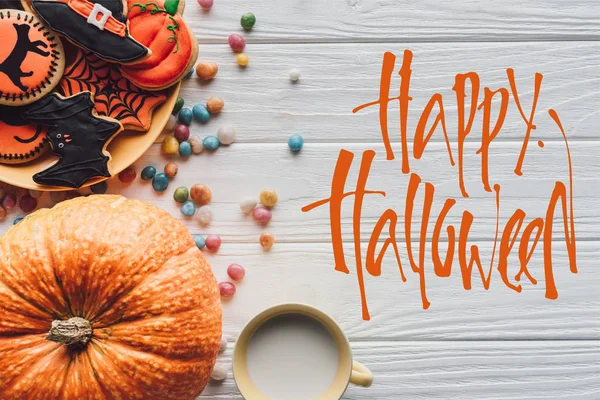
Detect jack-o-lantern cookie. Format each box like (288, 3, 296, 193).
(31, 0, 149, 64)
(0, 10, 64, 106)
(60, 48, 167, 131)
(0, 105, 48, 164)
(120, 0, 198, 90)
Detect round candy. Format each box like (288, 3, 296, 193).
(152, 173, 169, 192)
(219, 336, 229, 353)
(2, 193, 17, 210)
(65, 191, 81, 200)
(173, 186, 189, 203)
(178, 108, 193, 126)
(240, 12, 256, 30)
(166, 114, 177, 131)
(227, 263, 245, 281)
(118, 166, 137, 183)
(189, 135, 204, 154)
(218, 281, 236, 297)
(196, 205, 213, 226)
(180, 200, 196, 216)
(196, 62, 218, 80)
(197, 0, 213, 11)
(206, 97, 224, 114)
(211, 363, 228, 381)
(288, 134, 304, 152)
(193, 234, 206, 249)
(203, 136, 220, 150)
(185, 68, 194, 78)
(289, 68, 301, 82)
(172, 97, 184, 115)
(13, 217, 23, 225)
(228, 34, 246, 53)
(192, 104, 211, 123)
(15, 187, 28, 197)
(50, 191, 67, 203)
(90, 181, 108, 194)
(164, 162, 178, 178)
(260, 232, 275, 250)
(239, 197, 257, 214)
(217, 126, 236, 145)
(190, 184, 212, 205)
(28, 190, 43, 199)
(179, 141, 192, 158)
(162, 135, 179, 155)
(0, 205, 6, 222)
(141, 165, 157, 180)
(19, 195, 37, 213)
(260, 188, 278, 207)
(174, 124, 190, 142)
(252, 205, 272, 224)
(236, 53, 249, 67)
(205, 234, 221, 252)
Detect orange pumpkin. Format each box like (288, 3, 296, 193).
(0, 195, 222, 400)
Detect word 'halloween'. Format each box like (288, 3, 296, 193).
(302, 50, 577, 321)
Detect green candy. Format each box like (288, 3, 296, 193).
(240, 12, 256, 30)
(173, 186, 189, 203)
(172, 97, 184, 115)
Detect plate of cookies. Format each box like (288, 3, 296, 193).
(0, 0, 197, 190)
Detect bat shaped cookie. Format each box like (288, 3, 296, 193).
(23, 92, 123, 188)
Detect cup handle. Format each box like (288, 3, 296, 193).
(349, 360, 373, 387)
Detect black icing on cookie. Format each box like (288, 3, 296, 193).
(0, 104, 48, 163)
(1, 1, 24, 10)
(31, 0, 148, 64)
(23, 92, 122, 188)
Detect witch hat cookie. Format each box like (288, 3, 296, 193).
(23, 92, 123, 188)
(31, 0, 149, 64)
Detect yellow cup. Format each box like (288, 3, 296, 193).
(233, 303, 373, 399)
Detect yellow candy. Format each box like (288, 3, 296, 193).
(260, 188, 278, 208)
(236, 53, 249, 67)
(162, 135, 179, 155)
(260, 233, 275, 250)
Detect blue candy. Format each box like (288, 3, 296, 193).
(193, 234, 206, 249)
(178, 107, 193, 126)
(152, 172, 169, 192)
(181, 201, 196, 217)
(185, 68, 194, 78)
(203, 135, 220, 150)
(288, 134, 304, 152)
(13, 217, 23, 225)
(192, 104, 211, 123)
(179, 141, 192, 158)
(141, 165, 157, 180)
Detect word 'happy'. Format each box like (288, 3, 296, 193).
(302, 50, 577, 320)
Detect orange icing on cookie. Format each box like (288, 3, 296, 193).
(0, 10, 62, 104)
(0, 116, 47, 163)
(120, 1, 194, 89)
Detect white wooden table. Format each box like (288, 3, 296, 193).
(2, 1, 600, 398)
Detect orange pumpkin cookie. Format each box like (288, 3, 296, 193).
(0, 105, 48, 164)
(61, 48, 167, 131)
(120, 0, 198, 90)
(0, 10, 64, 106)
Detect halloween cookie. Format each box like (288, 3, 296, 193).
(0, 105, 48, 164)
(23, 92, 123, 188)
(60, 48, 167, 131)
(0, 10, 64, 106)
(31, 0, 149, 64)
(120, 0, 198, 90)
(4, 1, 24, 10)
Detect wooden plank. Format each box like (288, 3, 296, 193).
(183, 0, 600, 42)
(200, 340, 600, 399)
(174, 42, 600, 142)
(201, 241, 599, 340)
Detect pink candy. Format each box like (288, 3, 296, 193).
(205, 234, 222, 252)
(197, 0, 213, 11)
(228, 34, 246, 53)
(2, 193, 17, 210)
(252, 205, 272, 224)
(227, 264, 245, 281)
(219, 281, 236, 297)
(19, 195, 37, 213)
(174, 124, 190, 142)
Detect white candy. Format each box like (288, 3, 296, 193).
(166, 115, 177, 131)
(196, 205, 213, 226)
(219, 336, 229, 353)
(217, 126, 236, 145)
(239, 197, 257, 215)
(189, 135, 204, 154)
(288, 68, 301, 82)
(210, 363, 229, 381)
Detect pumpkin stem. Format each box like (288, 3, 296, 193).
(46, 317, 92, 347)
(164, 0, 180, 15)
